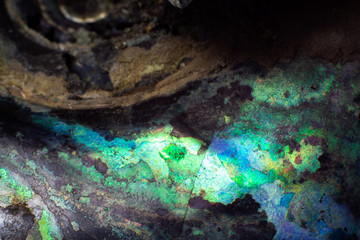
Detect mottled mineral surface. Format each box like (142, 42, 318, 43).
(1, 0, 360, 239)
(1, 54, 360, 239)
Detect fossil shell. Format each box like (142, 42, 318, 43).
(0, 0, 218, 110)
(168, 0, 193, 8)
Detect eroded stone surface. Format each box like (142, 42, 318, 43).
(1, 0, 360, 239)
(2, 0, 360, 109)
(1, 54, 360, 239)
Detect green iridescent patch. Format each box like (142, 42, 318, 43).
(38, 211, 53, 240)
(0, 168, 33, 202)
(159, 143, 187, 161)
(38, 210, 62, 240)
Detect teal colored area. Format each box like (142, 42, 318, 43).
(192, 149, 243, 204)
(249, 58, 336, 108)
(32, 115, 205, 209)
(113, 161, 154, 182)
(316, 220, 333, 236)
(24, 58, 360, 239)
(32, 115, 137, 172)
(58, 152, 105, 184)
(233, 169, 270, 189)
(189, 60, 360, 239)
(280, 193, 295, 208)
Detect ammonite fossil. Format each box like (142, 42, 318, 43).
(168, 0, 193, 8)
(2, 0, 356, 110)
(0, 0, 221, 110)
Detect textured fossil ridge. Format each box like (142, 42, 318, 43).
(1, 0, 213, 110)
(2, 0, 360, 109)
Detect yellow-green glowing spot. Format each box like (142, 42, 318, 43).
(80, 197, 90, 204)
(250, 60, 335, 108)
(160, 143, 187, 161)
(284, 140, 322, 174)
(26, 160, 37, 171)
(225, 115, 231, 124)
(193, 229, 205, 236)
(181, 137, 205, 155)
(0, 168, 33, 202)
(71, 221, 80, 232)
(65, 184, 73, 193)
(234, 170, 270, 189)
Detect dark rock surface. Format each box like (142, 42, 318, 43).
(1, 0, 360, 239)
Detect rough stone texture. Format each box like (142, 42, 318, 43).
(1, 0, 360, 239)
(0, 204, 35, 240)
(2, 0, 360, 109)
(1, 54, 360, 239)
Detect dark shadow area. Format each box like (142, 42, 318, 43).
(163, 0, 360, 64)
(0, 204, 35, 240)
(3, 0, 360, 74)
(185, 194, 276, 240)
